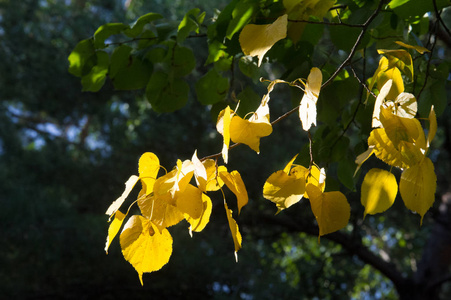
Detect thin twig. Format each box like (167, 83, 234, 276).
(322, 0, 387, 89)
(288, 18, 364, 28)
(417, 20, 438, 100)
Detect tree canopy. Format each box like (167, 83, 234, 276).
(1, 0, 451, 299)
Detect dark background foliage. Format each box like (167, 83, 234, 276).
(1, 0, 450, 299)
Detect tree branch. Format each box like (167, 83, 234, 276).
(322, 0, 386, 88)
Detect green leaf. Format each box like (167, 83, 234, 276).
(235, 86, 261, 117)
(238, 56, 260, 79)
(195, 69, 229, 105)
(93, 23, 130, 49)
(146, 71, 189, 112)
(226, 0, 259, 40)
(337, 159, 355, 191)
(68, 39, 96, 77)
(206, 40, 229, 65)
(171, 45, 196, 77)
(81, 50, 109, 92)
(109, 45, 133, 78)
(177, 8, 205, 43)
(124, 12, 163, 38)
(112, 57, 152, 90)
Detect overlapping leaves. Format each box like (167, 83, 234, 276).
(105, 151, 248, 284)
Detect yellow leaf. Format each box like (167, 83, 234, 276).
(380, 107, 426, 157)
(378, 49, 414, 80)
(304, 165, 326, 198)
(138, 192, 184, 231)
(219, 170, 249, 214)
(299, 67, 322, 131)
(395, 41, 430, 54)
(120, 215, 173, 285)
(176, 184, 204, 220)
(224, 200, 242, 261)
(192, 150, 208, 192)
(229, 109, 272, 153)
(390, 92, 417, 119)
(186, 193, 213, 235)
(372, 79, 393, 128)
(216, 106, 232, 163)
(354, 145, 375, 176)
(105, 210, 126, 254)
(306, 184, 350, 239)
(427, 105, 437, 148)
(263, 166, 307, 213)
(138, 152, 160, 195)
(361, 168, 397, 218)
(153, 162, 193, 203)
(399, 157, 436, 224)
(368, 128, 409, 168)
(203, 159, 227, 191)
(106, 175, 140, 217)
(283, 154, 299, 174)
(239, 14, 288, 67)
(377, 66, 404, 100)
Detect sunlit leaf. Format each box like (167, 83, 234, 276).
(219, 170, 248, 214)
(106, 175, 140, 217)
(361, 168, 398, 218)
(376, 66, 404, 100)
(224, 200, 242, 261)
(229, 104, 273, 153)
(427, 105, 437, 148)
(120, 216, 173, 285)
(263, 165, 307, 213)
(137, 191, 184, 231)
(378, 49, 413, 80)
(192, 150, 208, 192)
(390, 92, 417, 119)
(368, 128, 408, 168)
(372, 79, 392, 128)
(239, 14, 288, 67)
(81, 50, 109, 92)
(124, 12, 163, 37)
(138, 152, 160, 195)
(203, 159, 227, 191)
(299, 67, 322, 131)
(399, 157, 436, 224)
(176, 184, 204, 220)
(395, 41, 430, 54)
(93, 23, 129, 49)
(68, 39, 96, 77)
(354, 146, 375, 176)
(304, 165, 326, 198)
(177, 8, 205, 43)
(216, 106, 233, 163)
(306, 184, 350, 240)
(186, 193, 213, 235)
(105, 211, 126, 254)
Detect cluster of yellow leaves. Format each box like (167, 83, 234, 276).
(105, 151, 248, 284)
(263, 154, 350, 240)
(358, 44, 436, 224)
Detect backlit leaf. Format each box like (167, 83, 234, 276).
(138, 192, 184, 231)
(120, 216, 173, 285)
(372, 79, 392, 128)
(306, 184, 350, 240)
(368, 128, 408, 168)
(105, 210, 126, 254)
(361, 168, 397, 218)
(203, 159, 227, 191)
(399, 157, 436, 224)
(229, 104, 273, 153)
(427, 105, 437, 148)
(138, 152, 160, 195)
(354, 146, 375, 176)
(224, 201, 242, 261)
(395, 41, 430, 54)
(299, 67, 322, 131)
(176, 184, 204, 220)
(304, 165, 326, 198)
(219, 170, 248, 214)
(378, 49, 413, 80)
(186, 193, 212, 235)
(216, 106, 233, 163)
(106, 175, 140, 217)
(81, 50, 109, 92)
(239, 14, 288, 67)
(68, 39, 96, 77)
(192, 150, 208, 192)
